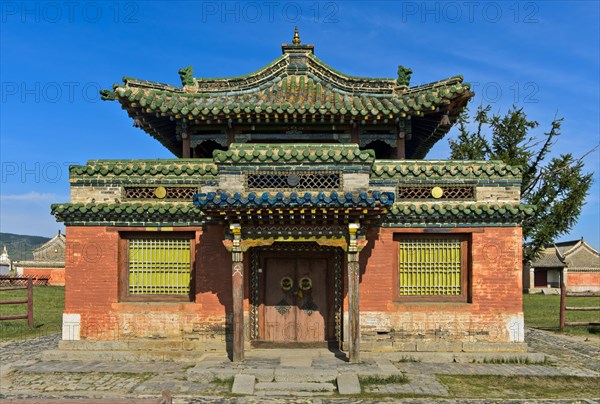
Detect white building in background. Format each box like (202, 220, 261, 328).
(0, 246, 11, 275)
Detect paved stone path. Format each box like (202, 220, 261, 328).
(526, 327, 600, 372)
(0, 329, 598, 403)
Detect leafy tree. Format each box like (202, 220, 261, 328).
(448, 105, 594, 262)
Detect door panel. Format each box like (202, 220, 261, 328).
(261, 255, 329, 342)
(295, 258, 327, 341)
(263, 257, 296, 341)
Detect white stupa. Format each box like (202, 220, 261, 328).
(0, 245, 11, 275)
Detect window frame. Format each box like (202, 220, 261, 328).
(119, 231, 195, 302)
(393, 233, 470, 303)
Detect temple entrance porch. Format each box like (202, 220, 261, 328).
(224, 223, 365, 362)
(251, 245, 342, 346)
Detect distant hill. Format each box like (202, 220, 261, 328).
(0, 232, 51, 261)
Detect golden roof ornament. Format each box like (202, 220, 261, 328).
(292, 26, 301, 45)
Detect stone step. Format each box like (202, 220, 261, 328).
(57, 339, 227, 352)
(42, 349, 204, 363)
(255, 381, 337, 393)
(361, 351, 546, 364)
(274, 368, 338, 382)
(255, 391, 335, 397)
(351, 341, 530, 353)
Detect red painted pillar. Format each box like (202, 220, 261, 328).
(348, 223, 360, 362)
(230, 224, 244, 362)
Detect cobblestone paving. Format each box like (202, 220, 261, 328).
(0, 330, 598, 403)
(395, 362, 597, 377)
(526, 328, 600, 372)
(7, 372, 149, 394)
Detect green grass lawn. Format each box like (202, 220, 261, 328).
(439, 375, 600, 399)
(523, 294, 600, 335)
(0, 286, 64, 341)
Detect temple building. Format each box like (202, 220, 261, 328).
(52, 30, 532, 362)
(524, 238, 600, 293)
(15, 230, 66, 286)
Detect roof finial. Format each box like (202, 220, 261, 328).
(292, 26, 301, 45)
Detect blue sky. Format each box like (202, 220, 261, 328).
(1, 1, 599, 249)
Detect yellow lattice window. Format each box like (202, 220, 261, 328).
(397, 236, 468, 300)
(128, 237, 191, 296)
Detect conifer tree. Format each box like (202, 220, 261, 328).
(448, 105, 594, 262)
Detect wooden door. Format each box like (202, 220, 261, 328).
(534, 270, 547, 287)
(261, 255, 329, 342)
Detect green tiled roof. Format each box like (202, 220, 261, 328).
(111, 74, 469, 119)
(214, 143, 374, 164)
(101, 46, 473, 158)
(51, 201, 533, 226)
(51, 202, 200, 224)
(388, 203, 534, 224)
(66, 156, 522, 181)
(371, 160, 522, 179)
(70, 159, 218, 178)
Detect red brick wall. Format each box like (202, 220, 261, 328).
(568, 272, 600, 292)
(64, 225, 242, 340)
(65, 225, 523, 343)
(195, 225, 234, 316)
(355, 227, 524, 343)
(22, 267, 65, 286)
(64, 226, 119, 339)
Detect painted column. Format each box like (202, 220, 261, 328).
(230, 223, 244, 362)
(182, 132, 191, 158)
(396, 128, 406, 159)
(347, 223, 360, 362)
(397, 119, 411, 159)
(529, 267, 535, 289)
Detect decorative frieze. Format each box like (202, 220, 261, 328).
(247, 172, 341, 191)
(397, 185, 474, 201)
(124, 186, 198, 200)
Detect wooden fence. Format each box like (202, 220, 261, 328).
(0, 277, 33, 328)
(559, 276, 600, 330)
(0, 275, 49, 286)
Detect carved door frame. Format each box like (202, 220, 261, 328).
(249, 243, 343, 345)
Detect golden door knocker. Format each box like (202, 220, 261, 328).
(299, 276, 312, 291)
(280, 276, 293, 292)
